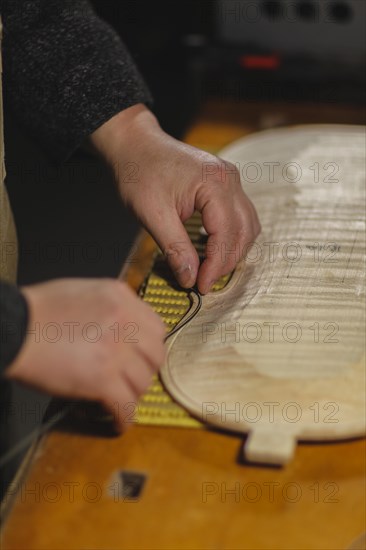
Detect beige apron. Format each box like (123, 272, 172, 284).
(0, 17, 18, 284)
(1, 17, 20, 500)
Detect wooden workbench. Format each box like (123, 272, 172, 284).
(1, 101, 365, 550)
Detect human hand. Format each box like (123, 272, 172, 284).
(89, 104, 261, 294)
(5, 278, 166, 431)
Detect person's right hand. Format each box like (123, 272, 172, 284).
(5, 278, 166, 431)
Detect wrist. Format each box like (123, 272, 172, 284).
(88, 103, 161, 169)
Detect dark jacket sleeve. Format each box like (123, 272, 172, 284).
(0, 281, 28, 374)
(0, 0, 152, 162)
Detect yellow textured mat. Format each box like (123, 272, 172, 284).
(135, 213, 230, 428)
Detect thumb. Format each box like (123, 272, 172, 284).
(147, 212, 199, 288)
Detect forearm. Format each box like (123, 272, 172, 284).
(1, 0, 152, 162)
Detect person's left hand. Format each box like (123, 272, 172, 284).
(89, 104, 261, 294)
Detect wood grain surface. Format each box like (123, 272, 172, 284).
(162, 125, 366, 465)
(1, 428, 365, 550)
(1, 101, 365, 550)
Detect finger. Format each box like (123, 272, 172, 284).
(135, 333, 166, 373)
(115, 282, 167, 344)
(121, 316, 166, 372)
(100, 379, 138, 433)
(144, 211, 200, 288)
(120, 352, 156, 396)
(197, 194, 256, 294)
(245, 193, 261, 236)
(197, 232, 244, 294)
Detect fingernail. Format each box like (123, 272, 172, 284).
(174, 264, 194, 288)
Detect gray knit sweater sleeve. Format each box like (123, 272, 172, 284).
(1, 0, 152, 162)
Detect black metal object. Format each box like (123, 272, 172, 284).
(110, 470, 147, 501)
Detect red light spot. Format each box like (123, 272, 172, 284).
(240, 55, 281, 70)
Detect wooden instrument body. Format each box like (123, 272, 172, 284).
(162, 125, 366, 464)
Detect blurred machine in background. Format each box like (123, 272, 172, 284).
(216, 1, 365, 64)
(93, 0, 365, 136)
(207, 0, 366, 102)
